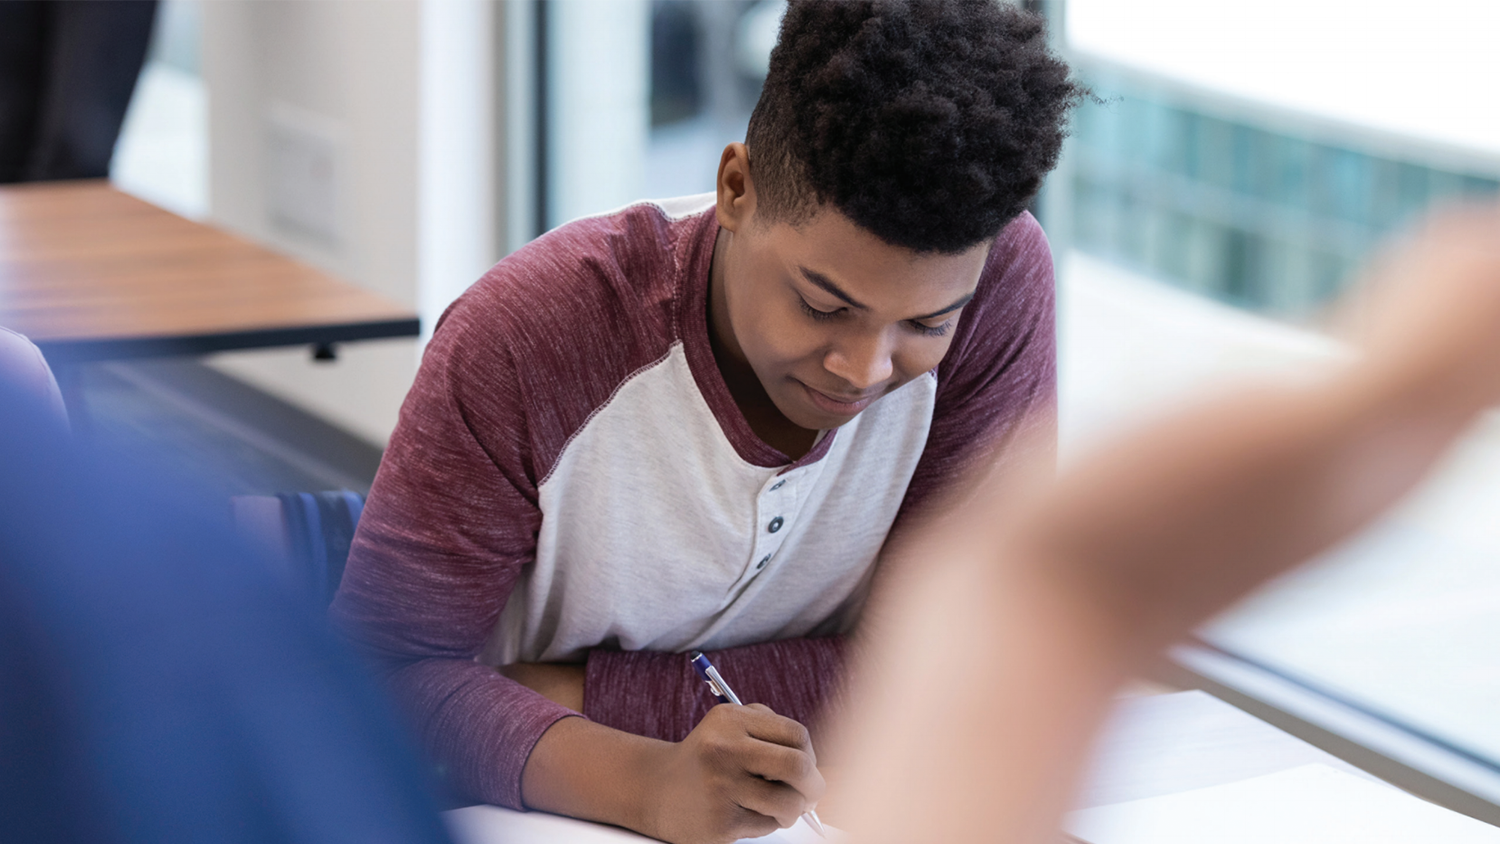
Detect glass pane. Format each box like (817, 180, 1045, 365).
(1066, 77, 1498, 317)
(644, 0, 782, 200)
(1061, 0, 1500, 790)
(113, 0, 207, 218)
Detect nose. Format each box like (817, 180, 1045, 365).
(824, 331, 894, 392)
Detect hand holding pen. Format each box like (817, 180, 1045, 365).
(690, 651, 829, 837)
(642, 667, 827, 844)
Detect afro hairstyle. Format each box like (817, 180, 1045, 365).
(745, 0, 1083, 254)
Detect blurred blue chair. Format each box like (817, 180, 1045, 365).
(0, 326, 67, 428)
(232, 491, 365, 606)
(0, 382, 454, 844)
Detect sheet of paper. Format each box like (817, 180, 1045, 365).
(1067, 763, 1500, 844)
(446, 804, 837, 844)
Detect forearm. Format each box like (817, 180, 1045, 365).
(706, 637, 848, 743)
(519, 717, 670, 829)
(1021, 363, 1483, 662)
(843, 207, 1500, 844)
(838, 367, 1485, 844)
(583, 637, 847, 742)
(836, 542, 1125, 844)
(388, 658, 576, 809)
(1055, 207, 1500, 656)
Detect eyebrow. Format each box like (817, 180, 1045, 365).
(912, 292, 975, 322)
(799, 266, 975, 322)
(800, 267, 869, 310)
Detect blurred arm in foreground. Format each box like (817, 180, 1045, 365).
(833, 205, 1500, 844)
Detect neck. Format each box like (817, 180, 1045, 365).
(706, 227, 818, 460)
(707, 228, 753, 389)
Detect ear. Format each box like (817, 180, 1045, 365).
(715, 143, 755, 233)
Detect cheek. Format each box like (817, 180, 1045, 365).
(740, 301, 824, 373)
(892, 336, 956, 380)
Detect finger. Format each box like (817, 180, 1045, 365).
(724, 807, 781, 842)
(734, 774, 809, 829)
(739, 705, 816, 756)
(738, 737, 826, 803)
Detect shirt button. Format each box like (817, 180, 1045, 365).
(770, 480, 785, 491)
(768, 516, 784, 533)
(756, 554, 771, 570)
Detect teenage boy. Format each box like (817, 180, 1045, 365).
(331, 2, 1081, 842)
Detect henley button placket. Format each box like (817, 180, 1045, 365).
(743, 473, 800, 586)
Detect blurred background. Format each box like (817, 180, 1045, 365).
(10, 0, 1500, 823)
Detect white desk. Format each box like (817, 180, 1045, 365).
(446, 807, 829, 844)
(1077, 690, 1379, 809)
(444, 690, 1382, 842)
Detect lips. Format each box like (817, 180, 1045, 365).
(799, 380, 879, 416)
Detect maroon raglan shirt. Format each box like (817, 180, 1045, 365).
(329, 195, 1056, 809)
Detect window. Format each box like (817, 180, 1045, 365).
(1061, 0, 1500, 810)
(1071, 72, 1498, 316)
(112, 0, 207, 219)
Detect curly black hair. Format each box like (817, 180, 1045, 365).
(746, 0, 1083, 254)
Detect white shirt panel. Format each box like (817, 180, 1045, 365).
(482, 342, 935, 664)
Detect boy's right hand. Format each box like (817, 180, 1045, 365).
(641, 702, 825, 844)
(519, 703, 823, 844)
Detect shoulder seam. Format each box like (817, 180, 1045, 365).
(535, 344, 680, 489)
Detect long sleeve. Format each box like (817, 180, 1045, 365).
(893, 211, 1058, 534)
(581, 637, 848, 741)
(329, 306, 575, 810)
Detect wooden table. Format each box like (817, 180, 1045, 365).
(0, 180, 418, 364)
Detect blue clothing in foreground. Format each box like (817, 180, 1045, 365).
(0, 386, 453, 844)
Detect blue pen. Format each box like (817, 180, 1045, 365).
(688, 650, 827, 837)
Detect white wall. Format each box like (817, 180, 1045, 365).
(420, 0, 501, 340)
(200, 0, 504, 445)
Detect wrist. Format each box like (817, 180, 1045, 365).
(520, 716, 673, 836)
(623, 734, 676, 837)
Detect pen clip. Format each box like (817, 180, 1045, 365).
(707, 676, 729, 700)
(703, 664, 742, 706)
(688, 650, 742, 705)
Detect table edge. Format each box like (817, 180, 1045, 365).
(33, 317, 422, 363)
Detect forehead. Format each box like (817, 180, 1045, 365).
(756, 206, 990, 313)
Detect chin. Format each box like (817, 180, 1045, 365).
(782, 376, 890, 429)
(766, 394, 828, 432)
(784, 398, 862, 431)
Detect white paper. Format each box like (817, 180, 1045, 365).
(1067, 764, 1500, 844)
(446, 803, 838, 844)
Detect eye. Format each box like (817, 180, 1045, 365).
(798, 297, 840, 322)
(909, 319, 952, 338)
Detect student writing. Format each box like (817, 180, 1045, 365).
(330, 3, 1082, 842)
